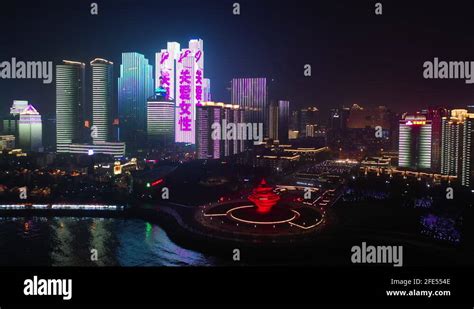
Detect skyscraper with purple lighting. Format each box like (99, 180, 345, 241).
(231, 78, 268, 134)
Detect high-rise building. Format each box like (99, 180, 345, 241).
(155, 42, 181, 99)
(19, 104, 42, 151)
(156, 40, 205, 144)
(327, 106, 349, 146)
(196, 102, 243, 159)
(300, 107, 319, 135)
(203, 78, 211, 101)
(147, 87, 175, 147)
(118, 53, 154, 147)
(175, 39, 204, 144)
(426, 107, 448, 172)
(196, 102, 222, 159)
(441, 109, 474, 187)
(399, 115, 432, 170)
(1, 100, 28, 137)
(56, 60, 86, 151)
(268, 100, 289, 143)
(290, 110, 299, 131)
(268, 103, 279, 141)
(231, 78, 268, 134)
(91, 58, 114, 143)
(461, 114, 473, 187)
(346, 104, 391, 129)
(278, 100, 289, 143)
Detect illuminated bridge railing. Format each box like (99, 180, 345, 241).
(0, 204, 124, 211)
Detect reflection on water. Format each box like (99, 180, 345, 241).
(420, 214, 461, 243)
(0, 217, 222, 266)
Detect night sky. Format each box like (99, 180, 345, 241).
(2, 0, 474, 118)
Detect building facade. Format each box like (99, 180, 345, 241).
(19, 104, 42, 151)
(147, 87, 175, 147)
(441, 109, 474, 187)
(118, 53, 154, 147)
(56, 60, 86, 151)
(91, 58, 114, 143)
(231, 78, 268, 135)
(398, 115, 432, 170)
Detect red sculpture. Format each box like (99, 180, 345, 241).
(248, 179, 280, 214)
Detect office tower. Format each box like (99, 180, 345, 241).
(233, 106, 244, 154)
(461, 114, 473, 187)
(222, 105, 234, 156)
(118, 53, 154, 147)
(300, 107, 319, 136)
(346, 105, 391, 129)
(174, 39, 204, 144)
(399, 115, 432, 170)
(196, 102, 222, 159)
(327, 107, 349, 145)
(231, 78, 268, 133)
(278, 100, 289, 143)
(441, 109, 474, 187)
(196, 102, 242, 159)
(1, 101, 26, 137)
(91, 58, 114, 143)
(425, 107, 448, 172)
(290, 110, 299, 131)
(306, 125, 316, 137)
(56, 60, 86, 152)
(268, 103, 279, 140)
(147, 87, 175, 147)
(18, 104, 42, 151)
(59, 142, 125, 157)
(155, 42, 181, 99)
(203, 78, 211, 101)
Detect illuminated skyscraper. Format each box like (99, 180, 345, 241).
(426, 107, 448, 172)
(156, 40, 204, 144)
(196, 102, 242, 159)
(278, 100, 289, 143)
(300, 107, 319, 134)
(91, 58, 114, 143)
(268, 103, 278, 141)
(147, 87, 175, 147)
(156, 42, 180, 99)
(19, 104, 42, 151)
(231, 78, 268, 134)
(441, 109, 474, 187)
(196, 102, 222, 159)
(203, 78, 211, 101)
(399, 115, 432, 170)
(461, 115, 473, 187)
(56, 60, 86, 152)
(118, 53, 154, 147)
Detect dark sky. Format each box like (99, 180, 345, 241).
(2, 0, 474, 118)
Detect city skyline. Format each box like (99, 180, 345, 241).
(1, 2, 474, 305)
(4, 1, 474, 119)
